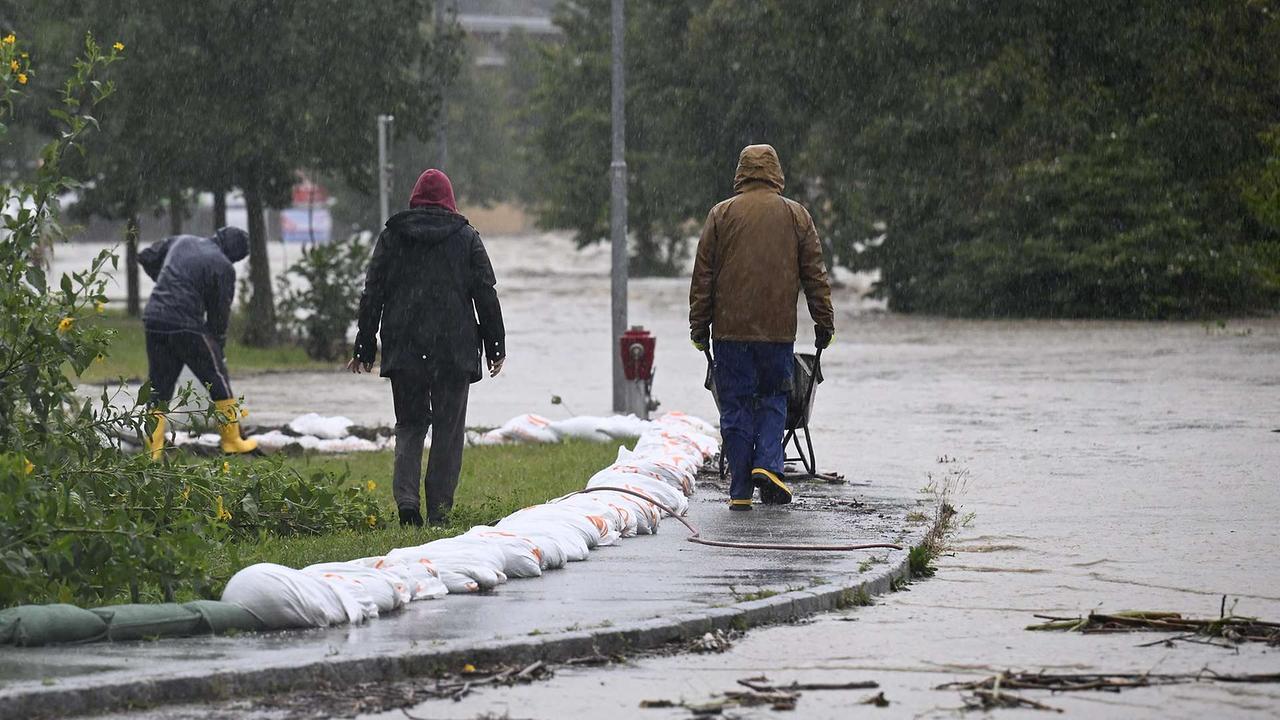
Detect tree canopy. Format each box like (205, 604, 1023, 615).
(531, 0, 1280, 316)
(5, 0, 463, 341)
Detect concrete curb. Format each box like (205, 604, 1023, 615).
(0, 518, 934, 719)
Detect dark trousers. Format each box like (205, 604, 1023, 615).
(145, 328, 233, 405)
(391, 369, 471, 522)
(713, 340, 794, 500)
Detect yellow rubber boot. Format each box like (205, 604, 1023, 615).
(144, 411, 167, 461)
(214, 399, 259, 454)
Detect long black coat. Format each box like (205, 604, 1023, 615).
(354, 208, 505, 382)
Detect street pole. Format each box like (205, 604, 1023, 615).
(377, 114, 394, 225)
(435, 0, 455, 168)
(610, 0, 628, 413)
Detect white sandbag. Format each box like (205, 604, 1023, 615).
(221, 562, 355, 629)
(574, 489, 659, 535)
(655, 411, 718, 437)
(383, 545, 486, 593)
(314, 436, 382, 453)
(354, 556, 448, 600)
(412, 537, 509, 591)
(483, 413, 559, 444)
(303, 562, 410, 614)
(289, 413, 355, 439)
(595, 414, 654, 438)
(609, 450, 696, 495)
(461, 529, 545, 577)
(250, 430, 322, 451)
(555, 493, 636, 538)
(498, 503, 619, 548)
(586, 471, 689, 516)
(546, 416, 613, 442)
(489, 518, 589, 563)
(548, 414, 653, 442)
(171, 430, 222, 448)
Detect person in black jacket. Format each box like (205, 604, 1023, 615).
(348, 169, 506, 527)
(138, 226, 257, 459)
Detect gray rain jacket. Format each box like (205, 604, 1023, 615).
(139, 227, 249, 343)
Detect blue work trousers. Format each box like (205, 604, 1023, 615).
(713, 340, 793, 500)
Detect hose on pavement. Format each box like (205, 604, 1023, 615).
(561, 486, 904, 552)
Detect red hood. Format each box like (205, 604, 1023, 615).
(408, 169, 457, 213)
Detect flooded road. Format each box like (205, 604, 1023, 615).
(68, 234, 1280, 717)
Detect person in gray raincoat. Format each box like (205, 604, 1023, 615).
(138, 226, 258, 459)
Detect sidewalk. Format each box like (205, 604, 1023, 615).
(0, 473, 930, 719)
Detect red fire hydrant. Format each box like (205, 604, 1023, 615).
(619, 326, 659, 418)
(620, 326, 655, 381)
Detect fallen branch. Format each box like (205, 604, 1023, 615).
(737, 676, 879, 692)
(1026, 602, 1280, 647)
(938, 670, 1280, 695)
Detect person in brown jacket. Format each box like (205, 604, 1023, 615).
(689, 144, 835, 511)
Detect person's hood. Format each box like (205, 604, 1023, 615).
(385, 207, 468, 246)
(409, 168, 458, 213)
(213, 226, 250, 262)
(732, 144, 785, 193)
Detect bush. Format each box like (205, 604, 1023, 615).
(0, 35, 384, 607)
(275, 232, 371, 360)
(927, 126, 1279, 318)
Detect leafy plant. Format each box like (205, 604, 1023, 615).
(0, 34, 382, 608)
(275, 232, 371, 361)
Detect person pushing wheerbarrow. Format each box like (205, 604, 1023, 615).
(347, 168, 506, 528)
(689, 144, 835, 512)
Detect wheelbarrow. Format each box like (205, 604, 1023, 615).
(703, 347, 824, 480)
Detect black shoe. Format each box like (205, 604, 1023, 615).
(398, 507, 424, 527)
(752, 468, 793, 505)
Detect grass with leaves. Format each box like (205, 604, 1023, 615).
(78, 311, 330, 384)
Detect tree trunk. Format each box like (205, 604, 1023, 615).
(168, 187, 183, 236)
(241, 186, 276, 346)
(212, 189, 227, 231)
(125, 214, 141, 317)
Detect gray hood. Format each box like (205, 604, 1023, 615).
(213, 226, 250, 263)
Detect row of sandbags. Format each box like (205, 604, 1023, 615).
(169, 412, 659, 454)
(220, 412, 718, 630)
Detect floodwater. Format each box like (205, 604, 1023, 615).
(65, 233, 1280, 717)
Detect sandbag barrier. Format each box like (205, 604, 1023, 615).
(167, 412, 660, 454)
(0, 412, 718, 645)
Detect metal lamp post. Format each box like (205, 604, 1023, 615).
(610, 0, 629, 413)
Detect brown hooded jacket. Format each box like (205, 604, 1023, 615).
(689, 144, 834, 343)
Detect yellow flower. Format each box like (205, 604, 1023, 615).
(365, 480, 377, 492)
(222, 461, 230, 474)
(366, 514, 377, 528)
(16, 72, 27, 85)
(8, 60, 17, 72)
(113, 42, 125, 51)
(2, 34, 15, 45)
(57, 316, 74, 333)
(23, 458, 34, 475)
(95, 301, 105, 313)
(462, 664, 476, 674)
(214, 495, 232, 522)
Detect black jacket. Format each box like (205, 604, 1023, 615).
(139, 227, 249, 343)
(354, 208, 505, 382)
